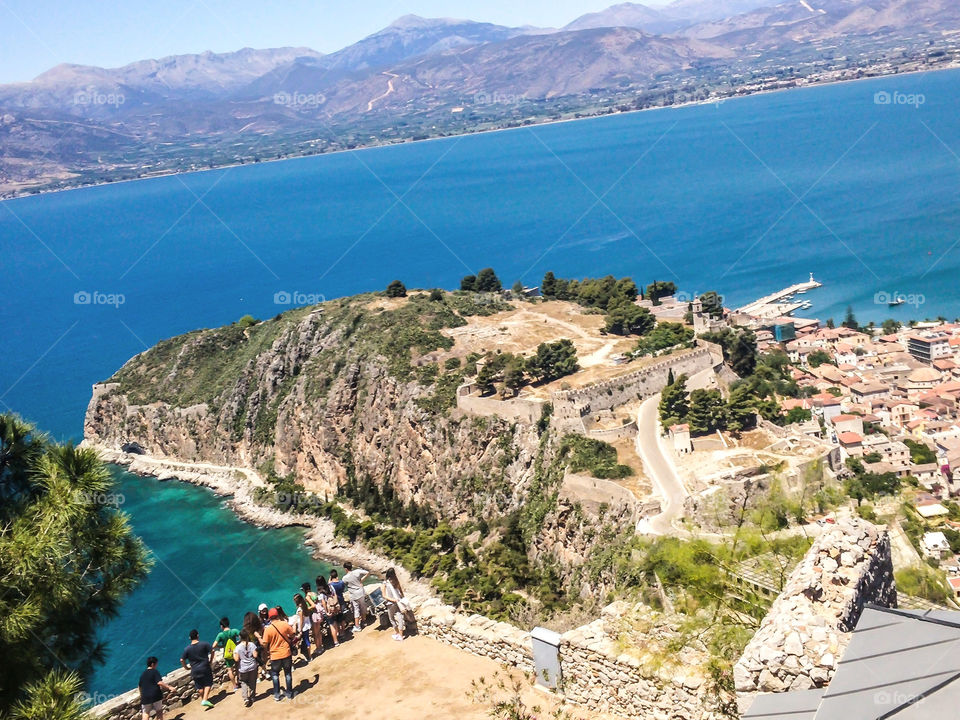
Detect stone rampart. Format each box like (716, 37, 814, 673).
(552, 347, 715, 426)
(415, 599, 726, 720)
(733, 519, 896, 708)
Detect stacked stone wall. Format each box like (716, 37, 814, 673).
(89, 661, 230, 720)
(733, 519, 896, 708)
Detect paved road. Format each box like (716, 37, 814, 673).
(634, 368, 719, 536)
(635, 393, 688, 535)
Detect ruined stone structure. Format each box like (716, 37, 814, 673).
(551, 346, 717, 430)
(456, 343, 723, 434)
(733, 519, 896, 709)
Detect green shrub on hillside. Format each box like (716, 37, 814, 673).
(559, 435, 632, 479)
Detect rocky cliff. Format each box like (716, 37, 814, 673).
(84, 293, 633, 598)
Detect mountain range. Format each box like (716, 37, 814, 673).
(2, 0, 959, 196)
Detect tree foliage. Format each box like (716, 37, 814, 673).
(687, 389, 728, 435)
(525, 340, 579, 383)
(659, 374, 689, 427)
(385, 279, 407, 297)
(0, 414, 150, 716)
(645, 281, 677, 305)
(474, 268, 502, 292)
(604, 298, 654, 336)
(700, 328, 758, 377)
(806, 349, 832, 368)
(635, 322, 694, 355)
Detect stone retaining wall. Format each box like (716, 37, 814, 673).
(92, 599, 726, 720)
(415, 599, 725, 720)
(90, 660, 230, 720)
(733, 519, 896, 710)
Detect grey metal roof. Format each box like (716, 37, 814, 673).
(742, 606, 960, 720)
(741, 688, 825, 719)
(815, 606, 960, 720)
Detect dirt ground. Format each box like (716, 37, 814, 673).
(440, 301, 641, 394)
(168, 625, 602, 720)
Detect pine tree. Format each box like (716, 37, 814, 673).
(658, 374, 689, 426)
(687, 389, 728, 435)
(0, 414, 150, 716)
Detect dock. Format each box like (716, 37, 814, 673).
(735, 273, 822, 319)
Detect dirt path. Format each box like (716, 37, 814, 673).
(367, 72, 399, 111)
(168, 628, 590, 720)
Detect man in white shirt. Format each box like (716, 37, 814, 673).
(342, 561, 370, 632)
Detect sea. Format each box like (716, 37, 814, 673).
(3, 67, 960, 698)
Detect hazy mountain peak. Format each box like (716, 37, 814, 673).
(387, 14, 466, 30)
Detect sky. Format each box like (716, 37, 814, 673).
(0, 0, 667, 83)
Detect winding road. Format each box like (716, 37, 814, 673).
(634, 368, 718, 535)
(634, 393, 687, 535)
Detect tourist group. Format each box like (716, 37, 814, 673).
(137, 564, 413, 717)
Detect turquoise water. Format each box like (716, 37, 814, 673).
(86, 467, 330, 699)
(4, 67, 960, 698)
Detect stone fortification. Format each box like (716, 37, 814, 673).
(733, 519, 896, 707)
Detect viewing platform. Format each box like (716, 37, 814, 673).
(735, 273, 822, 319)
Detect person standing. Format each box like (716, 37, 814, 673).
(234, 629, 259, 708)
(341, 561, 370, 633)
(180, 629, 215, 708)
(328, 570, 348, 636)
(244, 609, 269, 682)
(316, 576, 341, 647)
(261, 607, 296, 702)
(382, 568, 407, 642)
(292, 594, 313, 661)
(212, 617, 241, 691)
(139, 656, 174, 720)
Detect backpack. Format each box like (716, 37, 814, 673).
(224, 636, 237, 661)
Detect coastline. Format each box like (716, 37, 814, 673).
(84, 442, 436, 598)
(4, 59, 958, 204)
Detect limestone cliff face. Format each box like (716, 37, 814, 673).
(84, 301, 548, 522)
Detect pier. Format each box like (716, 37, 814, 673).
(735, 273, 822, 319)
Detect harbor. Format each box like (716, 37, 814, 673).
(735, 273, 823, 319)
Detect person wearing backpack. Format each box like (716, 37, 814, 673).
(213, 617, 241, 692)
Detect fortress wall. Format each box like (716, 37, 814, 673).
(454, 392, 545, 424)
(415, 600, 724, 720)
(733, 519, 896, 710)
(553, 348, 714, 419)
(584, 418, 638, 442)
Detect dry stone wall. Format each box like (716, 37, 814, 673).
(415, 599, 726, 720)
(734, 519, 896, 708)
(89, 661, 230, 720)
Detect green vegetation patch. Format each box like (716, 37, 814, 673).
(559, 434, 632, 479)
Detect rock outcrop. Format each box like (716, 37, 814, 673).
(733, 519, 896, 705)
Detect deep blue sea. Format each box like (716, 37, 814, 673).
(3, 68, 960, 697)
